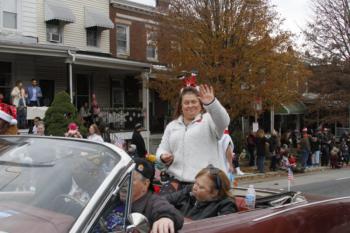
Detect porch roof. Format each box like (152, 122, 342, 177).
(85, 8, 114, 29)
(275, 101, 307, 115)
(70, 53, 151, 71)
(45, 0, 76, 23)
(0, 41, 151, 71)
(0, 40, 75, 57)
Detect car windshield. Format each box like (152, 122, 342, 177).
(0, 136, 121, 233)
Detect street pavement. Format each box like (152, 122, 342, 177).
(239, 166, 350, 198)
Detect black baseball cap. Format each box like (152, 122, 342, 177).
(134, 158, 155, 181)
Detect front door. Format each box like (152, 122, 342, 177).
(39, 80, 55, 106)
(75, 74, 92, 110)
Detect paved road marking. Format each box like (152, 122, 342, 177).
(335, 177, 350, 181)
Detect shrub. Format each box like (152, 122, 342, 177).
(44, 91, 86, 136)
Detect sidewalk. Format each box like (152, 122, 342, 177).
(235, 166, 329, 183)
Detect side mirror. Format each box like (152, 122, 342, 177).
(126, 212, 150, 233)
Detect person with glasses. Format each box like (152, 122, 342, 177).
(165, 165, 237, 221)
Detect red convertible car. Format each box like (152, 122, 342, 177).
(0, 136, 349, 233)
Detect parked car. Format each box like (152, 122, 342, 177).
(0, 136, 350, 233)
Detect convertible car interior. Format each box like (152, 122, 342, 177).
(233, 188, 306, 212)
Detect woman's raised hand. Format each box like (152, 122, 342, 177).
(198, 84, 215, 105)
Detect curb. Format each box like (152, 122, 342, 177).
(235, 167, 330, 182)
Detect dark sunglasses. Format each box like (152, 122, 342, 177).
(207, 164, 222, 190)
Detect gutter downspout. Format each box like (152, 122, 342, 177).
(67, 49, 76, 103)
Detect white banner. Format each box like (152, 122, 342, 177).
(26, 107, 48, 120)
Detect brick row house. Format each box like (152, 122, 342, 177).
(0, 0, 169, 152)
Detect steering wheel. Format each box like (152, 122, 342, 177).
(52, 194, 85, 216)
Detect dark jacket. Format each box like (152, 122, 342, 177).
(165, 185, 237, 220)
(132, 191, 183, 231)
(131, 130, 147, 158)
(256, 137, 268, 157)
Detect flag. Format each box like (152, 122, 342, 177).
(288, 167, 294, 182)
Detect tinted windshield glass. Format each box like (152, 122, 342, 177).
(0, 137, 121, 233)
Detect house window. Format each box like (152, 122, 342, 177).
(147, 31, 158, 61)
(116, 24, 129, 56)
(46, 21, 62, 43)
(86, 27, 99, 47)
(2, 0, 17, 29)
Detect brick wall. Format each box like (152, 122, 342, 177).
(110, 5, 162, 64)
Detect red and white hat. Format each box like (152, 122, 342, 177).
(0, 103, 17, 125)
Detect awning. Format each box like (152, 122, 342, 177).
(85, 8, 114, 29)
(275, 101, 307, 115)
(45, 0, 76, 23)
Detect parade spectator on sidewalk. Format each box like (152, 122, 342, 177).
(11, 80, 24, 107)
(219, 129, 244, 176)
(311, 132, 321, 166)
(321, 128, 332, 166)
(65, 122, 83, 138)
(269, 130, 281, 171)
(131, 123, 147, 158)
(26, 79, 42, 106)
(79, 101, 91, 126)
(256, 129, 268, 173)
(340, 138, 349, 166)
(300, 128, 311, 168)
(87, 123, 104, 143)
(247, 131, 256, 166)
(29, 117, 41, 134)
(11, 80, 27, 129)
(165, 165, 237, 220)
(218, 130, 235, 176)
(0, 103, 18, 135)
(36, 121, 45, 136)
(156, 84, 230, 192)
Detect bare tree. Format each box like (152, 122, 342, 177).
(304, 0, 350, 125)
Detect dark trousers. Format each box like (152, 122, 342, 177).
(233, 157, 240, 168)
(257, 156, 265, 173)
(321, 146, 330, 166)
(270, 155, 277, 171)
(29, 100, 39, 107)
(248, 147, 255, 166)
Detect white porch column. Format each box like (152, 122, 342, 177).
(68, 63, 73, 103)
(142, 71, 150, 152)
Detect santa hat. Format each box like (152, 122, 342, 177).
(0, 103, 17, 125)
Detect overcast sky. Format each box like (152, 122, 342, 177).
(130, 0, 313, 41)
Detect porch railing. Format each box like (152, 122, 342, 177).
(101, 107, 144, 131)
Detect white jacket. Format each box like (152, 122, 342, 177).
(156, 98, 230, 182)
(218, 134, 234, 175)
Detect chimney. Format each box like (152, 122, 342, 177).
(156, 0, 170, 10)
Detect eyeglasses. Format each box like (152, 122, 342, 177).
(207, 164, 222, 190)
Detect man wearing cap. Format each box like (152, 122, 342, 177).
(0, 103, 18, 135)
(131, 158, 183, 233)
(131, 123, 147, 158)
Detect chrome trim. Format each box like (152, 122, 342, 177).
(67, 141, 133, 233)
(253, 196, 350, 222)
